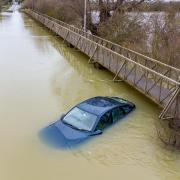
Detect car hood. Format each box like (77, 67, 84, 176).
(54, 120, 90, 140)
(39, 120, 91, 149)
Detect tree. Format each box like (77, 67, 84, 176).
(150, 10, 180, 67)
(96, 0, 151, 23)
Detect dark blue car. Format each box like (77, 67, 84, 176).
(40, 97, 135, 148)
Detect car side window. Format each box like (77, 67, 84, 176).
(112, 107, 124, 122)
(96, 112, 112, 130)
(122, 105, 132, 114)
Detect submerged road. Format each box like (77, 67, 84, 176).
(0, 9, 180, 180)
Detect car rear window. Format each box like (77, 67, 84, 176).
(86, 97, 114, 107)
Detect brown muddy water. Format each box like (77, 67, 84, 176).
(0, 10, 180, 180)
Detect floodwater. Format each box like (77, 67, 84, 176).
(0, 10, 180, 180)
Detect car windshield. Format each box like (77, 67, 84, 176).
(62, 107, 97, 131)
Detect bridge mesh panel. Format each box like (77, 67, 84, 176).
(162, 91, 180, 120)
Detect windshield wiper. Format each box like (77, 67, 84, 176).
(76, 128, 89, 132)
(62, 121, 79, 130)
(62, 121, 89, 132)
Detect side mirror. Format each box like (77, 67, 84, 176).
(60, 114, 65, 120)
(90, 129, 102, 136)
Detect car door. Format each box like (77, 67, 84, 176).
(111, 107, 125, 123)
(95, 111, 112, 130)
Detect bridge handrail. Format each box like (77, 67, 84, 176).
(32, 10, 180, 75)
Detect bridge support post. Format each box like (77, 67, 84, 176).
(88, 45, 98, 64)
(159, 85, 180, 120)
(158, 85, 180, 148)
(74, 36, 81, 50)
(63, 31, 69, 43)
(113, 60, 126, 82)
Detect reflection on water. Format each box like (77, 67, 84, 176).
(0, 10, 180, 180)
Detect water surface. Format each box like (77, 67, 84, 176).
(0, 10, 180, 180)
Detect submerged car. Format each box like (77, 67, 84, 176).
(40, 96, 135, 148)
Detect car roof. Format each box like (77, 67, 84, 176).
(77, 96, 130, 116)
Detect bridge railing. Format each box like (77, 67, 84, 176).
(32, 10, 180, 84)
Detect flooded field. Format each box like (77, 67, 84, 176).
(0, 10, 180, 180)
